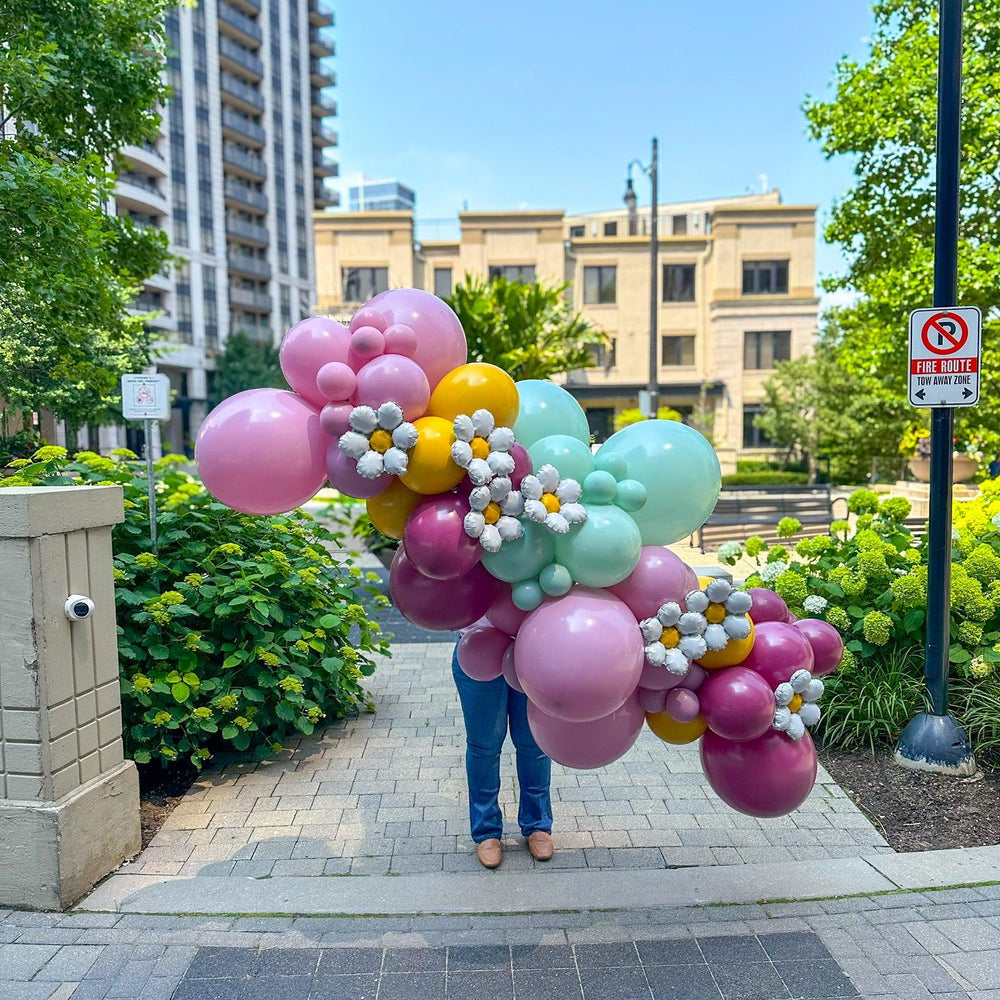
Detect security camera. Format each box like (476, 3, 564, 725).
(65, 595, 95, 622)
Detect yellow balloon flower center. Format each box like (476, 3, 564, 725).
(541, 492, 561, 514)
(471, 437, 490, 460)
(661, 627, 680, 648)
(788, 693, 803, 714)
(483, 501, 502, 525)
(705, 603, 727, 624)
(369, 429, 393, 454)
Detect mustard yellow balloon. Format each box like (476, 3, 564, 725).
(427, 363, 519, 427)
(697, 618, 755, 670)
(646, 711, 708, 745)
(399, 416, 466, 495)
(367, 478, 422, 540)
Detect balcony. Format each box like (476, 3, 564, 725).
(310, 56, 335, 87)
(228, 254, 271, 280)
(121, 143, 167, 177)
(229, 286, 272, 312)
(225, 215, 269, 246)
(224, 179, 268, 213)
(311, 90, 337, 117)
(314, 179, 338, 209)
(309, 26, 335, 57)
(223, 143, 266, 179)
(219, 36, 263, 79)
(313, 148, 338, 177)
(116, 174, 168, 216)
(228, 0, 261, 13)
(220, 72, 264, 113)
(309, 0, 335, 27)
(311, 121, 338, 146)
(218, 2, 262, 47)
(222, 109, 265, 146)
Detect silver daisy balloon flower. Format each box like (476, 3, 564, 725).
(338, 402, 418, 479)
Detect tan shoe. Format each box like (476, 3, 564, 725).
(476, 838, 502, 869)
(527, 831, 554, 861)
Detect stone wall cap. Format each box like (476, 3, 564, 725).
(0, 485, 125, 537)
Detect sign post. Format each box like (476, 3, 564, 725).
(121, 374, 171, 551)
(895, 0, 976, 775)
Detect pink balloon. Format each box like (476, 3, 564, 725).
(389, 547, 501, 632)
(638, 661, 686, 692)
(324, 440, 391, 499)
(509, 444, 533, 489)
(348, 326, 386, 370)
(743, 621, 816, 689)
(665, 688, 700, 723)
(367, 288, 468, 392)
(794, 619, 844, 677)
(786, 612, 799, 623)
(353, 354, 431, 422)
(457, 625, 511, 682)
(747, 588, 791, 625)
(403, 495, 482, 580)
(527, 693, 645, 769)
(607, 546, 700, 621)
(485, 588, 529, 637)
(196, 389, 329, 515)
(320, 402, 353, 437)
(698, 667, 775, 742)
(514, 589, 643, 723)
(316, 361, 357, 402)
(680, 663, 707, 691)
(501, 644, 524, 692)
(279, 317, 350, 408)
(459, 616, 490, 636)
(383, 323, 418, 357)
(637, 686, 668, 714)
(701, 729, 818, 818)
(349, 306, 388, 333)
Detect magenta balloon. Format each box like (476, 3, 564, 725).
(680, 663, 707, 691)
(279, 317, 350, 408)
(747, 588, 790, 625)
(403, 494, 482, 581)
(324, 440, 391, 499)
(366, 288, 468, 392)
(501, 643, 524, 692)
(509, 443, 533, 489)
(665, 688, 700, 723)
(383, 323, 418, 357)
(196, 389, 329, 515)
(701, 729, 818, 817)
(742, 621, 816, 689)
(389, 547, 501, 631)
(637, 686, 668, 714)
(794, 619, 844, 677)
(698, 667, 775, 742)
(349, 306, 388, 333)
(527, 694, 645, 770)
(485, 588, 529, 637)
(514, 589, 643, 723)
(320, 402, 352, 437)
(607, 546, 700, 621)
(457, 625, 510, 682)
(353, 354, 431, 422)
(638, 661, 686, 692)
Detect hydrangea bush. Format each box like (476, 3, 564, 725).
(2, 447, 388, 768)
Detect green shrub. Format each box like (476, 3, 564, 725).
(614, 406, 681, 431)
(721, 471, 810, 486)
(2, 447, 388, 769)
(0, 428, 47, 467)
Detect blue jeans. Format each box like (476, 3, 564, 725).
(451, 649, 552, 843)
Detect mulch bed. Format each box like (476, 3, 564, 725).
(822, 749, 1000, 852)
(138, 761, 197, 849)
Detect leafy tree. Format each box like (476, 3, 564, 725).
(803, 0, 1000, 453)
(446, 275, 607, 381)
(0, 0, 175, 429)
(210, 331, 288, 407)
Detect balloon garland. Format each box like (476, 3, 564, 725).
(196, 289, 845, 818)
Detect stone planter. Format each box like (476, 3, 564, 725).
(374, 544, 398, 570)
(908, 455, 978, 483)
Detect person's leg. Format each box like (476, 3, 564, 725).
(507, 686, 553, 839)
(451, 649, 508, 844)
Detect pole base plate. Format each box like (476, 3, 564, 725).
(894, 712, 976, 776)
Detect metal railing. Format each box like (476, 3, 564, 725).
(416, 218, 461, 243)
(219, 36, 263, 78)
(312, 122, 338, 146)
(311, 90, 337, 114)
(309, 0, 335, 26)
(313, 179, 338, 206)
(221, 109, 265, 144)
(229, 286, 272, 311)
(218, 2, 262, 44)
(225, 215, 269, 245)
(228, 254, 271, 279)
(313, 149, 338, 175)
(220, 72, 264, 111)
(310, 26, 335, 56)
(224, 180, 268, 212)
(222, 143, 266, 177)
(310, 56, 335, 85)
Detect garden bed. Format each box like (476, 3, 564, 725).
(138, 761, 197, 849)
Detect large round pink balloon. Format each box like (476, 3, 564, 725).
(501, 643, 524, 692)
(403, 494, 482, 581)
(353, 354, 430, 422)
(389, 548, 501, 632)
(196, 389, 329, 515)
(515, 589, 643, 723)
(457, 625, 510, 682)
(742, 621, 815, 689)
(485, 588, 529, 637)
(279, 317, 351, 408)
(701, 729, 818, 817)
(324, 440, 391, 499)
(698, 667, 775, 742)
(367, 288, 467, 392)
(607, 547, 700, 621)
(747, 588, 791, 625)
(794, 618, 844, 677)
(527, 693, 645, 769)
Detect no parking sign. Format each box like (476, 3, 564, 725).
(908, 306, 981, 407)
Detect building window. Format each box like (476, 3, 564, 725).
(742, 259, 789, 295)
(569, 225, 585, 238)
(488, 264, 535, 284)
(743, 404, 774, 448)
(587, 339, 616, 369)
(433, 267, 452, 299)
(603, 221, 618, 236)
(342, 267, 388, 303)
(583, 265, 616, 305)
(744, 330, 791, 370)
(662, 264, 695, 302)
(661, 335, 695, 366)
(672, 214, 687, 235)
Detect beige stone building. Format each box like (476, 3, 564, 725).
(313, 190, 817, 469)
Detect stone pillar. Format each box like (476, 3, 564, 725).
(0, 486, 140, 910)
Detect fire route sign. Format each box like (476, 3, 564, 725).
(907, 306, 981, 408)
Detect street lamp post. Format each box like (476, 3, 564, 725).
(624, 137, 659, 419)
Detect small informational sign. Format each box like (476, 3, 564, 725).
(121, 373, 171, 420)
(908, 306, 981, 407)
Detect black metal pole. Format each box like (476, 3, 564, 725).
(647, 137, 659, 419)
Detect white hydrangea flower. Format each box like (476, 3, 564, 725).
(717, 540, 742, 564)
(521, 464, 587, 535)
(803, 594, 828, 614)
(992, 513, 1000, 529)
(338, 402, 417, 479)
(451, 409, 517, 487)
(760, 560, 789, 584)
(772, 668, 824, 740)
(462, 475, 524, 553)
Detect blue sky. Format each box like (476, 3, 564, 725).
(332, 1, 876, 294)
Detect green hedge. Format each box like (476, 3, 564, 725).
(722, 471, 810, 486)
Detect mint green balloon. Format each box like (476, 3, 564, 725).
(597, 419, 721, 545)
(553, 504, 642, 588)
(527, 434, 595, 483)
(512, 580, 544, 611)
(513, 380, 590, 448)
(481, 520, 555, 584)
(539, 562, 573, 596)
